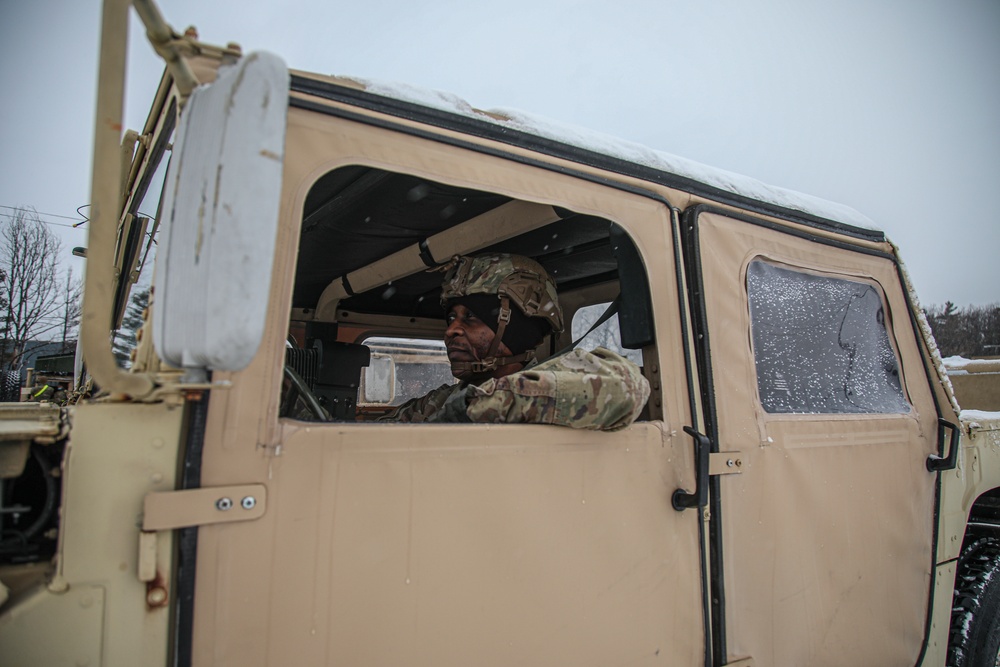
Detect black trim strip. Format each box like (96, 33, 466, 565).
(290, 95, 889, 264)
(680, 207, 727, 665)
(341, 275, 355, 296)
(418, 239, 438, 267)
(668, 205, 714, 667)
(685, 204, 896, 261)
(173, 390, 210, 667)
(290, 75, 886, 244)
(290, 96, 662, 204)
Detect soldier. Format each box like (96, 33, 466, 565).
(380, 253, 650, 431)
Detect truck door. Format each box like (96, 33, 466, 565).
(683, 206, 940, 666)
(183, 100, 708, 666)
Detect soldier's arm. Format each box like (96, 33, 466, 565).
(377, 383, 462, 423)
(465, 347, 650, 431)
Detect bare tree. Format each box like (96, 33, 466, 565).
(0, 207, 67, 370)
(59, 267, 83, 354)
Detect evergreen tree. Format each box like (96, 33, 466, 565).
(925, 302, 1000, 358)
(112, 288, 150, 368)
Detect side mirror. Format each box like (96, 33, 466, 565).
(362, 354, 396, 404)
(153, 51, 289, 377)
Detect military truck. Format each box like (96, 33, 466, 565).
(1, 1, 999, 665)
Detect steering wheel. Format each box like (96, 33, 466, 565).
(280, 365, 329, 421)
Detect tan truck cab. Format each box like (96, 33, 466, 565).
(1, 1, 999, 666)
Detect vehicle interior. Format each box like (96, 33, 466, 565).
(283, 164, 657, 421)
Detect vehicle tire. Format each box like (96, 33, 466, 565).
(0, 370, 20, 402)
(947, 536, 1000, 667)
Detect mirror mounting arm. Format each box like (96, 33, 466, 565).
(133, 0, 199, 99)
(81, 0, 157, 399)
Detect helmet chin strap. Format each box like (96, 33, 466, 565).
(449, 295, 536, 377)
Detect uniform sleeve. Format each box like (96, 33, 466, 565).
(465, 347, 650, 431)
(377, 383, 465, 423)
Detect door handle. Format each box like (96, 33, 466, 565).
(673, 426, 711, 511)
(926, 418, 960, 472)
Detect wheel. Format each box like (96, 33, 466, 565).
(948, 537, 1000, 667)
(0, 370, 20, 402)
(0, 446, 59, 562)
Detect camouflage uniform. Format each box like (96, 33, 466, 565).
(372, 253, 650, 430)
(380, 346, 650, 432)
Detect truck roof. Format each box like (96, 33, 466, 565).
(290, 70, 880, 238)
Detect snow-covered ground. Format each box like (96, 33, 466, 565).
(943, 356, 1000, 423)
(942, 355, 1000, 375)
(961, 409, 1000, 422)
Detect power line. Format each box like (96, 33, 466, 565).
(1, 204, 159, 232)
(0, 212, 86, 231)
(0, 205, 83, 222)
(0, 206, 88, 231)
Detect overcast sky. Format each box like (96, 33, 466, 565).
(1, 0, 997, 307)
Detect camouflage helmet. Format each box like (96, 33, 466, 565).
(439, 253, 564, 333)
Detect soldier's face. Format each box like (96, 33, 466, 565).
(445, 303, 512, 378)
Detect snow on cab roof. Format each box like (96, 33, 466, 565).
(339, 76, 877, 231)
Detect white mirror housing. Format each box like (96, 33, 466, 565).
(153, 51, 289, 376)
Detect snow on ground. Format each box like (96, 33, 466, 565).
(348, 77, 877, 231)
(943, 356, 1000, 373)
(961, 409, 1000, 424)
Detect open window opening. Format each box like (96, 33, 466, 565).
(571, 304, 644, 367)
(282, 165, 657, 423)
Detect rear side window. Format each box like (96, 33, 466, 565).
(747, 260, 908, 415)
(571, 303, 644, 366)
